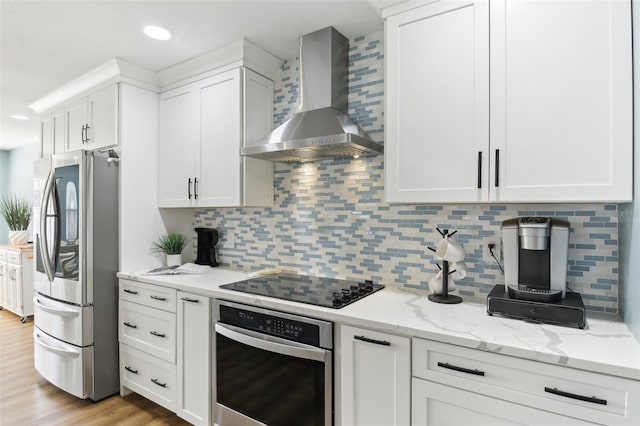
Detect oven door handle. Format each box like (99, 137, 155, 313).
(215, 323, 328, 363)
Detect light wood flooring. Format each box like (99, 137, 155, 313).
(0, 309, 190, 425)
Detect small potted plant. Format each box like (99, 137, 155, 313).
(151, 233, 187, 266)
(0, 195, 31, 246)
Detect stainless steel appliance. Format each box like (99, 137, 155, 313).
(502, 217, 570, 302)
(219, 272, 384, 308)
(32, 150, 119, 400)
(241, 26, 383, 163)
(214, 300, 333, 426)
(487, 217, 585, 328)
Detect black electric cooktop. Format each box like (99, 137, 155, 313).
(220, 273, 384, 309)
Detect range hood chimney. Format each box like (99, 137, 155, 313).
(241, 27, 383, 163)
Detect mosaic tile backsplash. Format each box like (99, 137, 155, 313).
(194, 31, 619, 313)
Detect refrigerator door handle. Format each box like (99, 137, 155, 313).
(40, 171, 55, 282)
(34, 332, 80, 358)
(52, 177, 62, 270)
(33, 297, 80, 318)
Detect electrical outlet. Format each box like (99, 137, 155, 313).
(483, 238, 501, 264)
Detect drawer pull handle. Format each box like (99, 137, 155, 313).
(123, 322, 137, 329)
(151, 378, 167, 388)
(150, 295, 166, 301)
(123, 289, 138, 295)
(437, 362, 485, 376)
(181, 297, 199, 303)
(544, 387, 607, 405)
(354, 335, 391, 346)
(150, 331, 166, 338)
(124, 366, 138, 375)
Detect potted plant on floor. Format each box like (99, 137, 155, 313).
(0, 195, 31, 246)
(151, 233, 187, 266)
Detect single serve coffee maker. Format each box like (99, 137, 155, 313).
(487, 217, 585, 328)
(195, 227, 219, 267)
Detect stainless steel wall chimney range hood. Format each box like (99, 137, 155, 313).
(241, 27, 383, 163)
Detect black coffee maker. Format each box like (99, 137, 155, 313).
(195, 227, 219, 267)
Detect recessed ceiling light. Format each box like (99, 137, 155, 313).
(10, 114, 29, 120)
(143, 25, 172, 41)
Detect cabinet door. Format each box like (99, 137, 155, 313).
(242, 68, 275, 207)
(65, 98, 88, 151)
(412, 379, 597, 426)
(339, 325, 410, 426)
(158, 84, 198, 207)
(176, 292, 210, 426)
(87, 84, 118, 150)
(40, 115, 53, 159)
(385, 0, 489, 203)
(52, 109, 65, 155)
(12, 265, 23, 314)
(196, 69, 242, 207)
(0, 261, 7, 308)
(7, 265, 18, 312)
(490, 0, 632, 202)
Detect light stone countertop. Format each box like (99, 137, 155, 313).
(117, 267, 640, 381)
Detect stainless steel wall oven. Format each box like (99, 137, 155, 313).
(213, 300, 333, 426)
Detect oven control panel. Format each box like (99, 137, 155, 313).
(220, 305, 321, 347)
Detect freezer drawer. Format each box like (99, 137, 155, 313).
(33, 295, 92, 347)
(34, 328, 93, 399)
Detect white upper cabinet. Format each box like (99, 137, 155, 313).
(65, 97, 88, 151)
(87, 85, 119, 150)
(384, 0, 632, 203)
(489, 0, 632, 202)
(65, 84, 119, 152)
(158, 84, 199, 207)
(158, 67, 274, 208)
(40, 115, 53, 159)
(40, 109, 65, 160)
(385, 0, 489, 204)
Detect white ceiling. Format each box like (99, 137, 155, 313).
(0, 0, 394, 151)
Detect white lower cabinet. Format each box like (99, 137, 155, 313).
(120, 343, 177, 411)
(339, 324, 410, 426)
(176, 291, 211, 426)
(412, 379, 596, 425)
(0, 247, 34, 321)
(118, 279, 178, 413)
(412, 338, 640, 426)
(118, 280, 212, 425)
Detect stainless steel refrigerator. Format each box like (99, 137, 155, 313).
(33, 150, 119, 401)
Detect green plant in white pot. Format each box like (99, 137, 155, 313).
(151, 233, 187, 266)
(0, 195, 31, 246)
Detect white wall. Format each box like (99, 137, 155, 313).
(0, 143, 39, 244)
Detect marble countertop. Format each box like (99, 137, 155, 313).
(117, 267, 640, 381)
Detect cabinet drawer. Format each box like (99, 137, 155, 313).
(0, 250, 6, 261)
(120, 344, 176, 412)
(413, 338, 640, 424)
(119, 300, 176, 362)
(6, 251, 21, 264)
(120, 279, 176, 312)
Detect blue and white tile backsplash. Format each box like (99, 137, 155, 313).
(194, 32, 619, 313)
